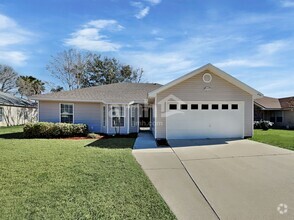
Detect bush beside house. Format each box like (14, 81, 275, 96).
(24, 122, 88, 138)
(254, 120, 274, 130)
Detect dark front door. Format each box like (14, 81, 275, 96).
(140, 107, 151, 127)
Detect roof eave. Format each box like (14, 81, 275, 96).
(31, 97, 106, 104)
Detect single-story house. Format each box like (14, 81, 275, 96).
(254, 96, 294, 128)
(0, 91, 37, 126)
(32, 64, 263, 139)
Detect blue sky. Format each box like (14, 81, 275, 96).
(0, 0, 294, 97)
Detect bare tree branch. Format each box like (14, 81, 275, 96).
(0, 64, 18, 93)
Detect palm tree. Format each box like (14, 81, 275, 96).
(17, 76, 45, 98)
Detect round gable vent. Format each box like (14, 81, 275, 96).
(202, 73, 212, 83)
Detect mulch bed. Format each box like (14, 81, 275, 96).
(62, 133, 138, 140)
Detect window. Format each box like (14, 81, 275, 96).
(212, 104, 218, 110)
(169, 104, 177, 110)
(191, 104, 198, 110)
(232, 104, 238, 110)
(112, 106, 125, 127)
(276, 111, 283, 123)
(180, 104, 188, 110)
(222, 104, 229, 110)
(60, 104, 73, 123)
(21, 108, 28, 120)
(0, 107, 3, 122)
(103, 106, 106, 126)
(201, 104, 209, 110)
(131, 106, 137, 127)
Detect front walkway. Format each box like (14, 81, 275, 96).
(133, 136, 294, 220)
(133, 132, 157, 149)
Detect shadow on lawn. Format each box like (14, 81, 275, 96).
(0, 132, 24, 139)
(86, 136, 135, 149)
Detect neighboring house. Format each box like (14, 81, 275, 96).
(254, 96, 294, 128)
(32, 64, 263, 139)
(0, 92, 37, 127)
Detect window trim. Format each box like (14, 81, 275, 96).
(191, 104, 198, 110)
(211, 104, 219, 110)
(169, 104, 177, 110)
(221, 104, 229, 110)
(0, 107, 3, 122)
(111, 105, 126, 128)
(131, 105, 137, 127)
(231, 104, 239, 110)
(180, 104, 188, 110)
(59, 103, 74, 124)
(201, 104, 209, 110)
(102, 105, 106, 127)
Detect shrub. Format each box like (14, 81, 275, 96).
(87, 133, 101, 139)
(254, 120, 274, 130)
(24, 122, 88, 138)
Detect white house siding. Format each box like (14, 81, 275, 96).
(38, 101, 102, 132)
(74, 103, 102, 132)
(0, 105, 37, 126)
(284, 110, 294, 128)
(155, 71, 253, 139)
(150, 104, 155, 136)
(101, 105, 107, 133)
(39, 101, 59, 123)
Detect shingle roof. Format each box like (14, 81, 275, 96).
(279, 97, 294, 109)
(0, 91, 36, 108)
(254, 96, 294, 109)
(32, 83, 162, 104)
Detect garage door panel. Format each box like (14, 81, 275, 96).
(166, 102, 244, 139)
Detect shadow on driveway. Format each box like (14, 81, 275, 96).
(168, 138, 241, 148)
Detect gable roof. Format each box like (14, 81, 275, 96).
(148, 63, 263, 99)
(31, 83, 162, 104)
(0, 91, 36, 108)
(254, 96, 294, 110)
(279, 96, 294, 109)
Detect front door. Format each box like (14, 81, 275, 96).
(139, 106, 151, 127)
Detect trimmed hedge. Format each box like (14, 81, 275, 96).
(24, 122, 88, 138)
(254, 120, 274, 130)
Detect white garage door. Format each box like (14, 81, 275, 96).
(166, 101, 244, 139)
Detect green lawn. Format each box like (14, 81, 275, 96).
(0, 126, 175, 219)
(251, 129, 294, 151)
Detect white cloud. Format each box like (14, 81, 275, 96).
(0, 14, 16, 29)
(144, 0, 161, 5)
(130, 0, 161, 19)
(120, 51, 194, 83)
(135, 6, 150, 19)
(0, 14, 31, 65)
(257, 40, 288, 55)
(64, 19, 123, 52)
(151, 29, 159, 35)
(214, 59, 271, 68)
(0, 51, 28, 65)
(215, 39, 293, 68)
(280, 0, 294, 7)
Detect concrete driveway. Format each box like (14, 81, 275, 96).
(133, 139, 294, 220)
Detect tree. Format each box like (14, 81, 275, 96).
(0, 64, 18, 92)
(16, 76, 45, 98)
(83, 55, 143, 87)
(50, 86, 64, 93)
(46, 49, 91, 90)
